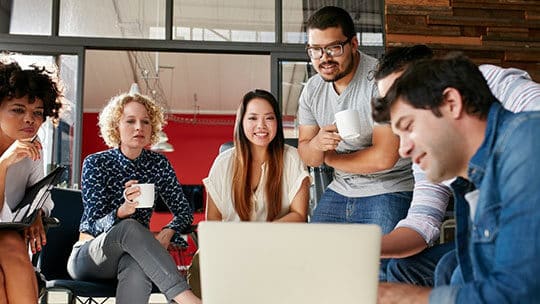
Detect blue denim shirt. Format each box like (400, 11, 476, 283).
(430, 102, 540, 303)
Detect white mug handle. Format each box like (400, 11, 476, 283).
(123, 187, 132, 202)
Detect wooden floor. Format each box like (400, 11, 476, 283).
(44, 291, 169, 303)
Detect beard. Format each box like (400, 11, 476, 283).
(318, 55, 355, 83)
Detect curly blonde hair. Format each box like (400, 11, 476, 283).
(98, 93, 165, 148)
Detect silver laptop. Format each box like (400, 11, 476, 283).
(198, 222, 381, 304)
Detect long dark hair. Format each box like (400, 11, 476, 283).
(232, 89, 285, 221)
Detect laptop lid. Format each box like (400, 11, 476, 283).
(198, 222, 381, 304)
(0, 166, 65, 229)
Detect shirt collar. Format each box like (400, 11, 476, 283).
(112, 148, 151, 166)
(468, 102, 503, 184)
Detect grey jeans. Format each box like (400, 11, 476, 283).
(67, 219, 190, 304)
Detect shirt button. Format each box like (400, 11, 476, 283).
(484, 229, 490, 238)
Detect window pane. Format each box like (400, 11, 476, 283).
(56, 55, 79, 186)
(84, 50, 270, 114)
(281, 61, 307, 117)
(59, 0, 166, 39)
(173, 0, 275, 42)
(282, 1, 384, 46)
(280, 60, 317, 138)
(9, 0, 52, 35)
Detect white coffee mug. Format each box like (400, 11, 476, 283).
(335, 109, 361, 140)
(123, 183, 155, 208)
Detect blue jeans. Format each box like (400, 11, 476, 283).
(387, 242, 455, 286)
(310, 189, 412, 281)
(434, 248, 461, 287)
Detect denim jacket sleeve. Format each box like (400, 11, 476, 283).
(432, 115, 540, 303)
(429, 285, 459, 304)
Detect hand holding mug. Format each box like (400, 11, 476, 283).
(117, 180, 139, 218)
(125, 183, 155, 208)
(314, 124, 341, 151)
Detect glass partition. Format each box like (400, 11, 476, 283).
(4, 0, 385, 185)
(281, 60, 308, 117)
(173, 0, 275, 42)
(280, 60, 317, 138)
(9, 0, 52, 35)
(59, 0, 166, 39)
(282, 0, 384, 46)
(55, 55, 79, 186)
(8, 0, 383, 43)
(84, 50, 271, 114)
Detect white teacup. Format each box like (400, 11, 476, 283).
(123, 183, 155, 208)
(335, 109, 361, 140)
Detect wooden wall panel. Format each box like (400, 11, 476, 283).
(385, 0, 449, 6)
(385, 0, 540, 82)
(526, 10, 540, 20)
(386, 4, 453, 15)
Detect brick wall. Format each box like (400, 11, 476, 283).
(385, 0, 540, 81)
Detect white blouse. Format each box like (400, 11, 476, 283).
(203, 145, 310, 221)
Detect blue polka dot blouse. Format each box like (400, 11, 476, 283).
(80, 148, 193, 247)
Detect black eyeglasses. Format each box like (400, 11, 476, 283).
(306, 37, 352, 60)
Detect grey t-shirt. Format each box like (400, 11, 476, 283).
(298, 51, 413, 197)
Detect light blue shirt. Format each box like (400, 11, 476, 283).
(397, 64, 540, 245)
(429, 103, 540, 303)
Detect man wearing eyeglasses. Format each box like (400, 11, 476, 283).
(297, 6, 414, 281)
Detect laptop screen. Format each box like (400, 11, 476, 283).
(198, 222, 381, 304)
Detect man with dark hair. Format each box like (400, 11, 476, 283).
(374, 44, 434, 85)
(376, 54, 540, 303)
(298, 7, 413, 281)
(374, 45, 540, 287)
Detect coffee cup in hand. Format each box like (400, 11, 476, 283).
(123, 183, 155, 208)
(335, 109, 361, 140)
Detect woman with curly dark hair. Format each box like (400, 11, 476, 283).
(0, 53, 63, 303)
